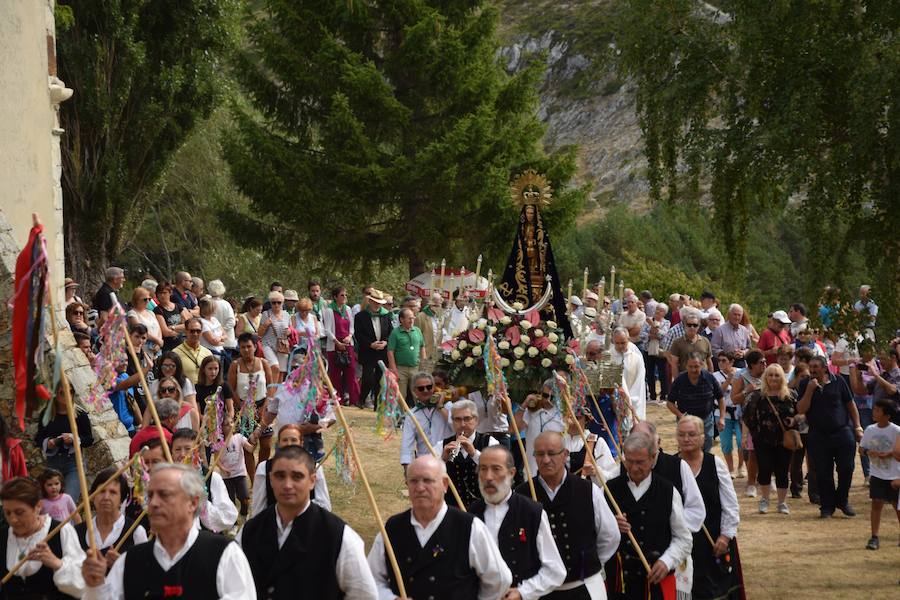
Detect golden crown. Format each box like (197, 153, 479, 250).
(510, 169, 553, 208)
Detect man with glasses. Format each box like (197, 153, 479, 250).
(710, 304, 751, 367)
(173, 318, 213, 385)
(437, 400, 498, 508)
(666, 353, 725, 453)
(515, 431, 619, 600)
(400, 372, 453, 476)
(666, 313, 713, 374)
(92, 266, 126, 329)
(171, 271, 200, 317)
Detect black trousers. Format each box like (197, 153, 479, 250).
(807, 426, 855, 512)
(754, 442, 792, 488)
(544, 584, 592, 600)
(359, 360, 382, 407)
(643, 353, 670, 400)
(789, 432, 818, 497)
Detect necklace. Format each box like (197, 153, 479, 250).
(14, 520, 44, 561)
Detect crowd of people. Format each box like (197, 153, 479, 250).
(0, 268, 895, 599)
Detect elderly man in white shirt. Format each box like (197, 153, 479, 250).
(611, 327, 647, 421)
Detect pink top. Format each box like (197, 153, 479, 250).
(41, 493, 77, 522)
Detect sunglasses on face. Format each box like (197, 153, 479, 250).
(161, 363, 176, 369)
(159, 386, 178, 394)
(685, 323, 700, 328)
(72, 310, 84, 316)
(188, 329, 202, 334)
(416, 384, 434, 392)
(271, 301, 283, 305)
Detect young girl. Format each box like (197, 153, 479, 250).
(217, 420, 253, 522)
(38, 468, 81, 524)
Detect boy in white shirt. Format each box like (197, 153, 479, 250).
(859, 398, 900, 550)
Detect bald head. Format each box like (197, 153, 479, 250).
(630, 421, 660, 454)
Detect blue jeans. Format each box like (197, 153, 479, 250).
(46, 453, 84, 504)
(702, 413, 715, 453)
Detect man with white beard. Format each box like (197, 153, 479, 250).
(469, 446, 566, 600)
(612, 328, 647, 420)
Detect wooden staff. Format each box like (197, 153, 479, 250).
(375, 362, 467, 511)
(500, 392, 537, 501)
(112, 511, 146, 553)
(317, 354, 407, 598)
(1, 449, 144, 584)
(554, 371, 652, 575)
(41, 247, 97, 556)
(122, 320, 173, 463)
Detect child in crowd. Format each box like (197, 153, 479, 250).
(217, 420, 253, 521)
(38, 468, 81, 524)
(859, 398, 900, 550)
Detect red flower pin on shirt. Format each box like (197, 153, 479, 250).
(519, 528, 527, 542)
(163, 585, 183, 597)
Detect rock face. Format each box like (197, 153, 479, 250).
(497, 5, 650, 213)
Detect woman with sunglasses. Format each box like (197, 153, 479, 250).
(127, 287, 163, 358)
(155, 376, 199, 431)
(258, 291, 291, 382)
(147, 352, 198, 418)
(65, 303, 91, 338)
(153, 280, 193, 353)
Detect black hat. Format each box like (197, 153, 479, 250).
(700, 290, 716, 300)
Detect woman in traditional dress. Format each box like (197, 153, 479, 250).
(323, 285, 360, 407)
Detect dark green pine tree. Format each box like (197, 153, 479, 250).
(224, 0, 585, 278)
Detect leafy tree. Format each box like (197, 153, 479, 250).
(224, 0, 586, 278)
(56, 0, 238, 289)
(615, 0, 900, 336)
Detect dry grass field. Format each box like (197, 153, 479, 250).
(315, 404, 899, 599)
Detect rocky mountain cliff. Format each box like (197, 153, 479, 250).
(497, 0, 648, 216)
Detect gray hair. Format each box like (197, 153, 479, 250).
(412, 371, 433, 386)
(207, 279, 226, 297)
(191, 276, 204, 288)
(154, 397, 181, 421)
(686, 352, 706, 364)
(706, 308, 723, 321)
(105, 267, 124, 281)
(728, 303, 743, 315)
(140, 279, 158, 292)
(481, 445, 515, 469)
(680, 306, 701, 322)
(151, 463, 205, 516)
(612, 327, 629, 340)
(451, 399, 477, 417)
(622, 432, 655, 455)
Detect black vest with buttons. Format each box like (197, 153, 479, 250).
(0, 520, 77, 600)
(240, 503, 345, 600)
(605, 473, 674, 583)
(122, 531, 230, 600)
(263, 459, 317, 509)
(516, 474, 602, 584)
(384, 507, 478, 600)
(74, 517, 140, 557)
(442, 432, 492, 508)
(470, 492, 543, 587)
(653, 451, 684, 497)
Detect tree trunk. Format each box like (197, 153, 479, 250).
(408, 254, 425, 280)
(64, 218, 108, 298)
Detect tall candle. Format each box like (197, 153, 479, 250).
(582, 268, 589, 298)
(609, 266, 616, 299)
(439, 259, 446, 295)
(598, 276, 606, 302)
(430, 268, 436, 295)
(567, 279, 573, 302)
(459, 267, 466, 295)
(487, 269, 494, 299)
(475, 254, 482, 281)
(618, 280, 624, 312)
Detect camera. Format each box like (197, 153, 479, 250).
(856, 363, 869, 372)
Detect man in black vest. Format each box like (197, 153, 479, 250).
(515, 431, 619, 600)
(238, 446, 376, 599)
(367, 455, 512, 599)
(471, 445, 565, 599)
(605, 433, 692, 600)
(81, 463, 255, 599)
(439, 399, 499, 508)
(170, 429, 239, 533)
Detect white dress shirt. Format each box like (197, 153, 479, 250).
(442, 305, 472, 342)
(608, 457, 706, 533)
(522, 408, 565, 476)
(468, 391, 510, 434)
(694, 455, 740, 540)
(537, 474, 621, 598)
(625, 474, 693, 572)
(4, 517, 85, 598)
(400, 406, 453, 465)
(250, 461, 332, 518)
(367, 503, 512, 600)
(236, 500, 378, 600)
(84, 526, 256, 600)
(88, 514, 148, 549)
(213, 297, 237, 349)
(563, 433, 618, 483)
(481, 492, 566, 600)
(194, 471, 238, 533)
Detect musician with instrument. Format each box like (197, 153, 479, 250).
(438, 400, 498, 508)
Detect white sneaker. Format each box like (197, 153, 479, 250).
(777, 502, 790, 514)
(737, 466, 747, 478)
(746, 485, 758, 498)
(758, 498, 769, 513)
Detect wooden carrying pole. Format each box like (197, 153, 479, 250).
(554, 371, 652, 575)
(377, 362, 467, 511)
(42, 251, 97, 556)
(122, 321, 173, 463)
(500, 392, 537, 501)
(1, 449, 144, 583)
(318, 354, 407, 598)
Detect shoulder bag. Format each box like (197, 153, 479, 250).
(766, 395, 802, 450)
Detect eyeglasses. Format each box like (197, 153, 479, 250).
(161, 363, 176, 370)
(72, 310, 84, 316)
(188, 329, 202, 334)
(271, 301, 283, 305)
(533, 449, 566, 459)
(159, 386, 178, 394)
(685, 323, 700, 328)
(416, 384, 433, 391)
(541, 392, 551, 398)
(452, 415, 476, 423)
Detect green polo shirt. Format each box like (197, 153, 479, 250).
(387, 326, 425, 367)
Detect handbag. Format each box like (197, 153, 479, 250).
(335, 350, 351, 367)
(766, 396, 802, 450)
(276, 337, 291, 355)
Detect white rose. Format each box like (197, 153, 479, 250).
(501, 358, 511, 367)
(527, 347, 539, 358)
(451, 349, 461, 360)
(498, 340, 510, 351)
(565, 354, 576, 365)
(512, 302, 524, 310)
(472, 345, 483, 356)
(513, 360, 525, 371)
(547, 320, 558, 329)
(548, 332, 559, 343)
(533, 328, 544, 337)
(476, 320, 486, 330)
(541, 358, 552, 368)
(520, 319, 532, 330)
(513, 346, 525, 358)
(488, 326, 497, 334)
(500, 316, 512, 325)
(520, 335, 531, 345)
(464, 357, 474, 367)
(547, 343, 558, 354)
(459, 340, 468, 350)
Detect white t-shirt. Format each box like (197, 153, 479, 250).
(860, 422, 900, 481)
(127, 308, 162, 354)
(522, 407, 565, 476)
(832, 336, 861, 376)
(199, 316, 225, 352)
(218, 433, 248, 479)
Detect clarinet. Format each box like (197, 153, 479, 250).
(449, 434, 464, 461)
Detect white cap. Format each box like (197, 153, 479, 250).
(771, 310, 791, 324)
(568, 295, 583, 306)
